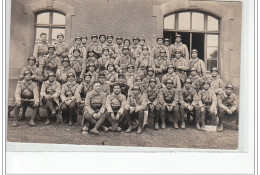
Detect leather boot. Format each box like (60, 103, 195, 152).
(90, 128, 99, 134)
(161, 122, 166, 129)
(196, 123, 201, 130)
(217, 123, 224, 132)
(154, 123, 159, 130)
(174, 122, 179, 129)
(181, 122, 185, 129)
(126, 126, 132, 133)
(29, 119, 36, 126)
(201, 124, 205, 131)
(12, 120, 18, 127)
(45, 118, 51, 125)
(137, 127, 143, 134)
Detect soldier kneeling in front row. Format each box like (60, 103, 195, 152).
(12, 70, 39, 127)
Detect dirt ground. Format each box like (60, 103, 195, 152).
(7, 116, 238, 149)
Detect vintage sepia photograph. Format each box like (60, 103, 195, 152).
(7, 0, 241, 149)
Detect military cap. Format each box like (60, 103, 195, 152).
(160, 49, 166, 53)
(27, 56, 36, 62)
(211, 67, 218, 72)
(91, 34, 98, 39)
(67, 72, 75, 78)
(225, 84, 233, 90)
(132, 85, 141, 91)
(88, 62, 95, 67)
(139, 37, 145, 41)
(98, 73, 106, 77)
(142, 46, 149, 51)
(75, 36, 82, 41)
(102, 47, 109, 52)
(107, 35, 113, 39)
(147, 67, 154, 72)
(99, 34, 106, 39)
(133, 36, 139, 41)
(135, 76, 142, 81)
(190, 67, 197, 72)
(62, 58, 70, 63)
(149, 78, 157, 83)
(48, 45, 55, 50)
(118, 73, 125, 78)
(192, 49, 198, 53)
(73, 48, 81, 53)
(156, 37, 164, 41)
(175, 34, 182, 38)
(168, 65, 174, 69)
(82, 35, 88, 39)
(124, 38, 131, 43)
(85, 73, 92, 78)
(57, 33, 64, 38)
(24, 70, 32, 75)
(164, 38, 170, 42)
(88, 49, 94, 53)
(116, 36, 123, 40)
(127, 64, 134, 69)
(202, 80, 211, 86)
(185, 78, 192, 84)
(48, 72, 56, 77)
(122, 46, 130, 51)
(175, 49, 182, 53)
(166, 79, 174, 84)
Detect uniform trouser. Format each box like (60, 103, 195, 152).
(78, 104, 85, 115)
(45, 99, 56, 115)
(123, 109, 145, 128)
(13, 101, 37, 121)
(200, 107, 216, 126)
(160, 105, 180, 123)
(148, 104, 161, 123)
(218, 108, 238, 126)
(105, 111, 125, 126)
(84, 112, 107, 130)
(60, 102, 77, 122)
(179, 104, 201, 123)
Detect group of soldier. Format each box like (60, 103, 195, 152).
(11, 32, 238, 134)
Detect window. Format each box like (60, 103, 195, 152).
(163, 11, 220, 71)
(35, 11, 66, 45)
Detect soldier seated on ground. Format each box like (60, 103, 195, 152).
(83, 81, 108, 134)
(159, 79, 180, 129)
(40, 72, 61, 125)
(12, 70, 40, 127)
(55, 58, 76, 84)
(217, 84, 238, 132)
(197, 81, 217, 131)
(161, 64, 181, 89)
(179, 79, 200, 129)
(123, 85, 148, 134)
(60, 72, 79, 126)
(207, 67, 224, 94)
(105, 83, 127, 132)
(144, 78, 161, 130)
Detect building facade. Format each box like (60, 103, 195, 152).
(8, 0, 242, 98)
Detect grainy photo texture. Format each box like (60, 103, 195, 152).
(7, 0, 241, 149)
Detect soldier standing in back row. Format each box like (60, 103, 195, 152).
(169, 34, 189, 59)
(153, 49, 167, 81)
(33, 32, 49, 65)
(152, 37, 169, 59)
(54, 33, 70, 60)
(189, 49, 206, 79)
(69, 36, 87, 59)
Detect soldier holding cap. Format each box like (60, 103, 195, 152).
(84, 81, 108, 134)
(40, 72, 61, 125)
(197, 80, 217, 130)
(217, 84, 238, 131)
(54, 33, 70, 59)
(124, 85, 148, 134)
(40, 45, 60, 73)
(105, 83, 127, 132)
(207, 67, 224, 94)
(135, 46, 154, 78)
(169, 34, 189, 59)
(33, 32, 50, 65)
(55, 58, 76, 84)
(60, 72, 79, 126)
(88, 34, 102, 58)
(153, 48, 167, 81)
(189, 67, 204, 93)
(114, 46, 133, 73)
(161, 65, 181, 89)
(159, 79, 180, 129)
(189, 49, 207, 78)
(142, 67, 161, 88)
(114, 36, 124, 57)
(179, 78, 200, 129)
(12, 70, 40, 127)
(19, 56, 43, 83)
(68, 36, 87, 59)
(151, 37, 169, 59)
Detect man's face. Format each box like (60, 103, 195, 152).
(85, 76, 91, 83)
(225, 88, 233, 96)
(62, 61, 69, 67)
(165, 41, 170, 46)
(103, 50, 109, 56)
(149, 81, 156, 88)
(132, 88, 139, 96)
(211, 71, 218, 77)
(124, 40, 130, 46)
(92, 37, 97, 42)
(135, 79, 142, 86)
(68, 75, 74, 82)
(166, 82, 173, 89)
(49, 48, 54, 54)
(160, 52, 166, 57)
(133, 39, 138, 45)
(157, 39, 163, 45)
(24, 73, 32, 81)
(168, 67, 174, 74)
(123, 49, 129, 55)
(75, 39, 81, 45)
(175, 37, 181, 43)
(108, 65, 114, 72)
(175, 52, 181, 59)
(118, 77, 124, 84)
(190, 70, 197, 76)
(185, 83, 191, 90)
(99, 76, 105, 84)
(89, 52, 94, 57)
(107, 38, 113, 43)
(113, 85, 121, 94)
(28, 59, 35, 66)
(57, 36, 63, 43)
(82, 38, 87, 44)
(73, 51, 80, 57)
(94, 83, 101, 92)
(192, 52, 198, 58)
(147, 70, 153, 76)
(203, 83, 210, 90)
(100, 36, 106, 43)
(41, 34, 47, 42)
(116, 39, 122, 45)
(140, 40, 145, 46)
(142, 49, 148, 55)
(89, 66, 95, 72)
(127, 67, 133, 73)
(49, 75, 55, 82)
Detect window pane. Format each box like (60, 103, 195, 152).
(178, 12, 191, 30)
(52, 28, 65, 45)
(35, 27, 49, 43)
(36, 12, 50, 24)
(164, 14, 175, 30)
(207, 34, 219, 47)
(207, 59, 218, 70)
(53, 12, 66, 25)
(207, 47, 218, 59)
(192, 12, 204, 30)
(207, 16, 219, 31)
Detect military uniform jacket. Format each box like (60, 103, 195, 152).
(70, 60, 82, 75)
(100, 82, 110, 95)
(161, 73, 181, 89)
(169, 42, 189, 59)
(207, 76, 224, 92)
(39, 53, 61, 71)
(85, 90, 106, 115)
(144, 85, 161, 106)
(119, 83, 129, 98)
(159, 87, 179, 106)
(142, 75, 161, 88)
(106, 92, 126, 113)
(54, 42, 70, 58)
(33, 41, 50, 61)
(98, 55, 110, 69)
(80, 57, 98, 78)
(114, 54, 133, 71)
(125, 93, 148, 111)
(40, 80, 61, 105)
(153, 57, 167, 73)
(60, 81, 79, 103)
(106, 43, 116, 53)
(125, 72, 136, 87)
(172, 57, 190, 72)
(56, 66, 76, 83)
(69, 44, 87, 59)
(138, 45, 151, 54)
(131, 44, 141, 59)
(217, 90, 237, 112)
(179, 87, 198, 107)
(105, 58, 116, 68)
(15, 80, 39, 104)
(105, 70, 118, 85)
(89, 42, 102, 56)
(128, 84, 146, 97)
(135, 54, 154, 70)
(197, 89, 217, 108)
(151, 44, 170, 59)
(19, 65, 44, 83)
(189, 75, 204, 92)
(75, 81, 93, 103)
(114, 44, 123, 56)
(189, 58, 207, 77)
